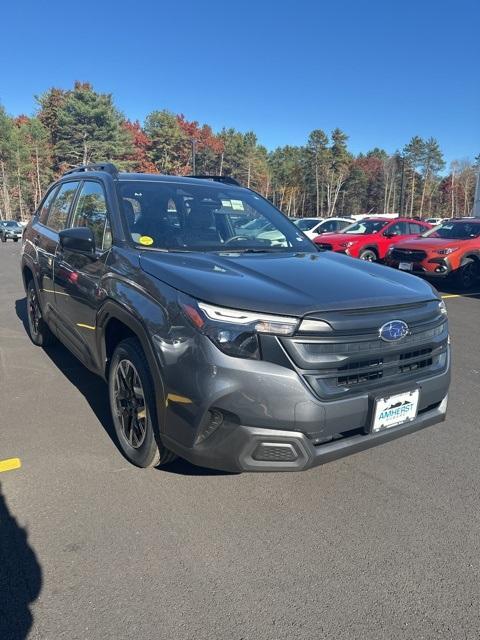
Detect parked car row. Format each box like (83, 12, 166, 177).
(312, 215, 480, 290)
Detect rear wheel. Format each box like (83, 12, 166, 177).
(26, 280, 56, 346)
(109, 338, 177, 468)
(359, 248, 378, 262)
(454, 260, 479, 290)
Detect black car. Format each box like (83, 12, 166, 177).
(21, 164, 450, 472)
(1, 220, 23, 242)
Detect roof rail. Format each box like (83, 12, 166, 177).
(188, 175, 241, 186)
(62, 163, 119, 177)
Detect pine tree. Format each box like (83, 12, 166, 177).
(54, 82, 131, 168)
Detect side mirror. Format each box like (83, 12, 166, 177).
(59, 227, 95, 254)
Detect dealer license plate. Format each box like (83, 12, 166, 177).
(372, 390, 419, 432)
(399, 262, 413, 271)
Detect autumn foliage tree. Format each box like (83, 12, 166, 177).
(0, 81, 477, 221)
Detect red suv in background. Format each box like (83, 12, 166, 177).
(385, 218, 480, 289)
(314, 217, 431, 262)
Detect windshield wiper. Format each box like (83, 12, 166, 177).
(216, 247, 288, 254)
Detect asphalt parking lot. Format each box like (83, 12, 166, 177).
(1, 242, 480, 640)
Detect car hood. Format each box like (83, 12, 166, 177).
(139, 250, 437, 316)
(394, 237, 465, 250)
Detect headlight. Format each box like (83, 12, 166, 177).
(340, 241, 357, 248)
(179, 295, 299, 359)
(438, 300, 447, 316)
(436, 247, 459, 255)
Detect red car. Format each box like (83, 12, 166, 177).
(314, 217, 431, 262)
(385, 218, 480, 289)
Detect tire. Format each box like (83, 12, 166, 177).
(359, 248, 378, 262)
(1, 236, 6, 243)
(108, 337, 177, 468)
(26, 280, 56, 347)
(13, 238, 18, 242)
(453, 260, 479, 290)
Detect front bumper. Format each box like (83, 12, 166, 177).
(386, 257, 453, 278)
(164, 394, 448, 472)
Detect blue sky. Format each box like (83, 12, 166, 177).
(0, 0, 478, 165)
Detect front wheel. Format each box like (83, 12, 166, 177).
(109, 338, 177, 468)
(359, 248, 378, 262)
(454, 260, 479, 290)
(1, 236, 6, 243)
(13, 238, 19, 242)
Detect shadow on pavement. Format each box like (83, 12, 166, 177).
(15, 297, 230, 477)
(0, 484, 42, 640)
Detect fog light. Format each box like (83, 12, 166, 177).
(195, 409, 224, 444)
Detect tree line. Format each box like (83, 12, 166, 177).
(0, 81, 477, 220)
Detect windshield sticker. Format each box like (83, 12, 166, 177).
(221, 199, 232, 208)
(139, 235, 154, 246)
(231, 200, 245, 211)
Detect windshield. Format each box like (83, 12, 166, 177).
(117, 180, 316, 253)
(5, 221, 21, 228)
(341, 220, 389, 235)
(422, 221, 480, 240)
(294, 219, 320, 231)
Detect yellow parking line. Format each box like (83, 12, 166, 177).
(442, 292, 480, 299)
(0, 458, 22, 473)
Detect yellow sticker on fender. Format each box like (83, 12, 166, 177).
(139, 235, 154, 246)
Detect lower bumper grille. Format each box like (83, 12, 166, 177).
(390, 248, 427, 262)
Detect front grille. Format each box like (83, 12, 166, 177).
(316, 243, 333, 251)
(280, 303, 448, 399)
(390, 248, 427, 262)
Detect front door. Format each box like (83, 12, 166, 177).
(54, 180, 112, 368)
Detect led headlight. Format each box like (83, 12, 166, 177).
(179, 295, 299, 359)
(438, 299, 447, 316)
(436, 247, 459, 255)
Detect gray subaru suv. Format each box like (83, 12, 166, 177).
(21, 164, 450, 472)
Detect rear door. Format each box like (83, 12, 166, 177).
(53, 180, 112, 365)
(29, 181, 80, 317)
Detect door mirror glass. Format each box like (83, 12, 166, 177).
(59, 227, 96, 254)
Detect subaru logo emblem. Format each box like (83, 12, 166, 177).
(379, 320, 409, 342)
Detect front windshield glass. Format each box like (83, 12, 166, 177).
(422, 221, 480, 240)
(117, 180, 316, 253)
(6, 221, 21, 228)
(294, 219, 319, 231)
(341, 219, 389, 235)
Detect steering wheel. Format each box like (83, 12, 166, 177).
(223, 235, 250, 245)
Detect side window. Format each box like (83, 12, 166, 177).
(320, 220, 336, 233)
(38, 187, 59, 225)
(47, 182, 80, 232)
(71, 181, 112, 251)
(387, 221, 409, 236)
(409, 222, 424, 234)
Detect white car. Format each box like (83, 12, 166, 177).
(293, 217, 354, 239)
(425, 217, 443, 225)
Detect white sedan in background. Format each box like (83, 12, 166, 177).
(293, 216, 354, 239)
